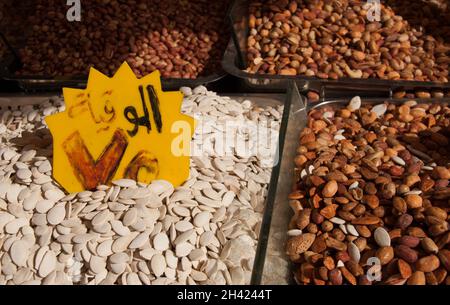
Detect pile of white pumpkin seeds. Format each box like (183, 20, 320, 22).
(0, 86, 282, 285)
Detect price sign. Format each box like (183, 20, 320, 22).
(45, 62, 195, 193)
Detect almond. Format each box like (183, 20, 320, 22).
(396, 214, 413, 229)
(326, 171, 348, 183)
(390, 165, 404, 177)
(345, 261, 364, 277)
(421, 237, 439, 254)
(384, 274, 407, 285)
(289, 190, 305, 200)
(416, 255, 440, 272)
(320, 204, 338, 219)
(428, 223, 449, 236)
(405, 194, 423, 209)
(398, 259, 412, 279)
(424, 207, 447, 220)
(434, 268, 448, 284)
(310, 175, 325, 187)
(407, 227, 427, 238)
(362, 194, 379, 209)
(389, 228, 402, 240)
(351, 216, 380, 225)
(395, 245, 418, 263)
(311, 234, 327, 253)
(311, 209, 325, 224)
(399, 235, 420, 248)
(404, 174, 421, 187)
(286, 233, 316, 256)
(335, 251, 351, 263)
(355, 225, 372, 238)
(436, 232, 450, 249)
(322, 180, 338, 197)
(318, 266, 329, 281)
(329, 269, 343, 285)
(393, 197, 407, 214)
(425, 272, 439, 285)
(437, 249, 450, 271)
(300, 133, 316, 144)
(407, 271, 426, 285)
(340, 266, 357, 285)
(325, 237, 347, 251)
(376, 246, 394, 265)
(432, 166, 450, 179)
(420, 176, 435, 192)
(299, 262, 315, 283)
(296, 208, 311, 230)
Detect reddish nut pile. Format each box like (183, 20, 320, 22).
(246, 0, 449, 82)
(15, 0, 230, 78)
(287, 97, 450, 285)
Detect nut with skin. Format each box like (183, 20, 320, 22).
(396, 214, 413, 230)
(376, 246, 395, 265)
(322, 180, 338, 197)
(407, 271, 426, 285)
(405, 194, 423, 209)
(415, 255, 440, 273)
(398, 259, 412, 279)
(286, 233, 316, 257)
(329, 269, 343, 285)
(399, 236, 420, 248)
(296, 208, 311, 230)
(421, 237, 439, 254)
(395, 245, 418, 263)
(437, 249, 450, 271)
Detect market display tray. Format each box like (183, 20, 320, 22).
(0, 84, 302, 285)
(253, 95, 450, 285)
(0, 36, 227, 93)
(223, 0, 450, 98)
(0, 1, 230, 93)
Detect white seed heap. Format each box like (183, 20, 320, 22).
(0, 86, 282, 285)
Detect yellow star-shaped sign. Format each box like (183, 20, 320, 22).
(45, 62, 195, 193)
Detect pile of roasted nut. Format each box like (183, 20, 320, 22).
(246, 0, 449, 82)
(15, 0, 230, 78)
(287, 97, 450, 285)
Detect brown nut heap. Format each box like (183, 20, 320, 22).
(246, 0, 449, 82)
(287, 97, 450, 285)
(16, 0, 230, 79)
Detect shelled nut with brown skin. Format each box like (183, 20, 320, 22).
(246, 0, 449, 82)
(287, 97, 450, 285)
